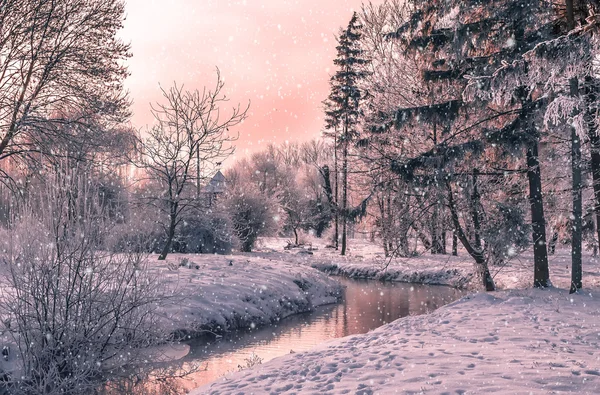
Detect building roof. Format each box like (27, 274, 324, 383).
(204, 170, 226, 194)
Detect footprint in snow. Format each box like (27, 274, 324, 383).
(356, 383, 374, 395)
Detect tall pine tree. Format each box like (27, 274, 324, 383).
(516, 1, 600, 292)
(325, 12, 370, 256)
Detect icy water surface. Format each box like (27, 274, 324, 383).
(140, 277, 464, 393)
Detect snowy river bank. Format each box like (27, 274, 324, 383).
(155, 277, 463, 392)
(196, 287, 600, 394)
(153, 253, 345, 337)
(189, 242, 600, 394)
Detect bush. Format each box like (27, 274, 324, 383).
(110, 208, 236, 255)
(0, 174, 172, 395)
(107, 204, 162, 253)
(173, 210, 237, 254)
(226, 188, 278, 252)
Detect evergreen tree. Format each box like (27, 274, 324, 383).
(473, 1, 600, 291)
(325, 12, 370, 256)
(518, 1, 600, 292)
(567, 0, 583, 293)
(420, 0, 561, 289)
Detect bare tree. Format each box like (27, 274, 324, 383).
(134, 70, 248, 260)
(0, 0, 130, 171)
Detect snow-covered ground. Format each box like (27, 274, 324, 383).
(5, 235, 600, 394)
(196, 287, 600, 394)
(0, 253, 342, 377)
(248, 238, 474, 288)
(254, 237, 600, 290)
(189, 238, 600, 394)
(153, 253, 343, 336)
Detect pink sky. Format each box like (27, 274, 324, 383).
(120, 0, 374, 161)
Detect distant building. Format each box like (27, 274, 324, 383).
(203, 171, 226, 206)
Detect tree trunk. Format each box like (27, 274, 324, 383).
(452, 231, 458, 256)
(412, 193, 433, 252)
(399, 186, 411, 257)
(430, 200, 447, 254)
(378, 194, 390, 257)
(583, 76, 600, 260)
(382, 238, 389, 257)
(441, 230, 447, 253)
(549, 231, 558, 255)
(571, 126, 583, 293)
(158, 205, 178, 260)
(334, 131, 339, 250)
(320, 165, 336, 243)
(471, 169, 483, 252)
(567, 0, 582, 294)
(315, 201, 327, 238)
(385, 191, 392, 256)
(196, 145, 201, 199)
(447, 181, 495, 291)
(341, 137, 348, 256)
(527, 141, 551, 287)
(410, 222, 432, 251)
(431, 203, 439, 254)
(430, 121, 446, 255)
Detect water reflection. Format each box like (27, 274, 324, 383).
(106, 278, 463, 393)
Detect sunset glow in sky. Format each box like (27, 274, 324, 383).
(120, 0, 373, 160)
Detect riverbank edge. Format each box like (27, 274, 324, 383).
(308, 260, 474, 290)
(157, 255, 346, 342)
(0, 254, 345, 388)
(169, 288, 344, 342)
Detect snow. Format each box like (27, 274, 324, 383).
(4, 235, 600, 394)
(151, 253, 343, 337)
(195, 287, 600, 394)
(254, 237, 600, 291)
(187, 238, 600, 394)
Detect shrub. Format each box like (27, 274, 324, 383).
(226, 188, 278, 252)
(0, 173, 172, 395)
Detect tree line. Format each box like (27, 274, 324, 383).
(317, 0, 600, 292)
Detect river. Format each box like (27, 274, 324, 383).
(106, 277, 464, 394)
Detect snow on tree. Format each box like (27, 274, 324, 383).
(358, 0, 600, 290)
(0, 0, 130, 173)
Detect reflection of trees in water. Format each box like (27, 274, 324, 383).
(101, 361, 204, 395)
(103, 377, 185, 395)
(341, 279, 462, 334)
